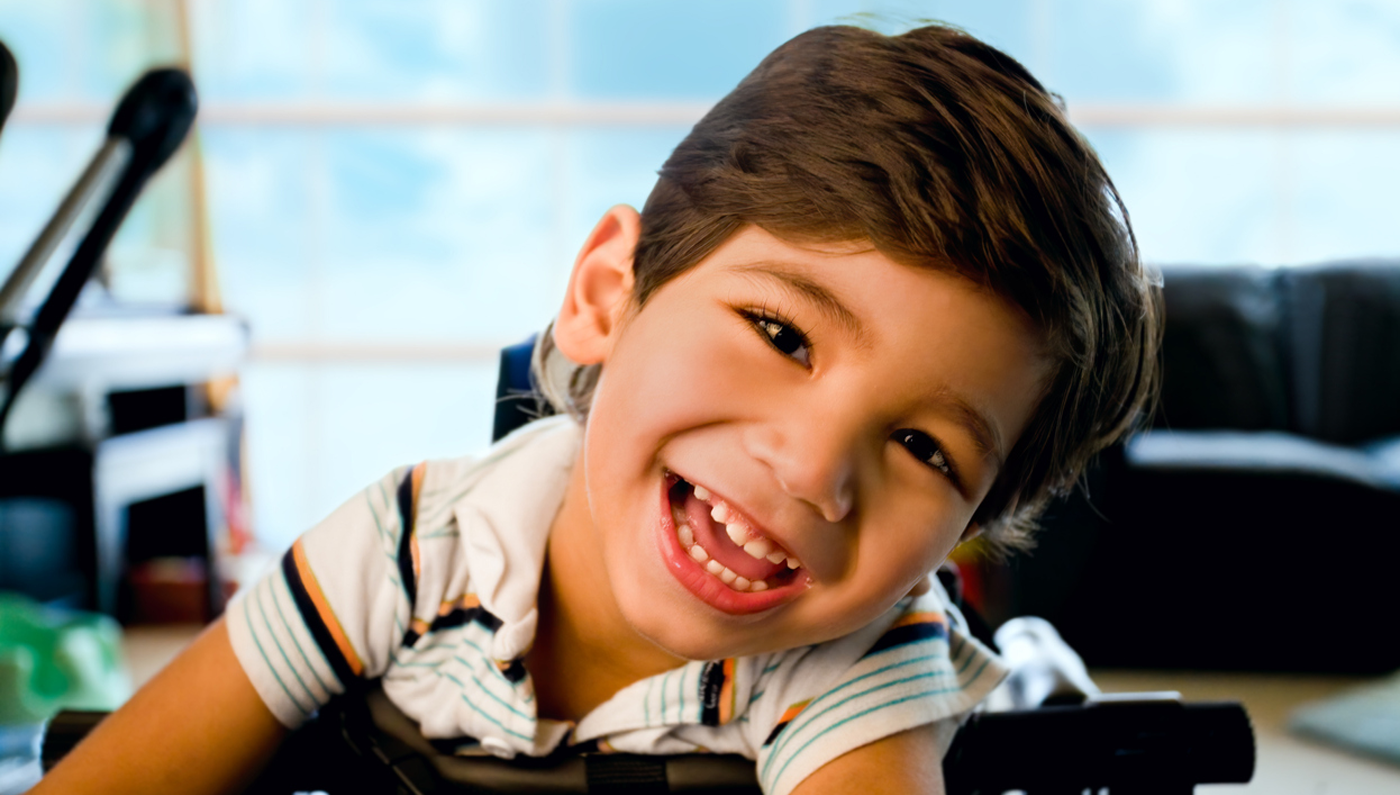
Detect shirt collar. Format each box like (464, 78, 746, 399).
(451, 415, 580, 661)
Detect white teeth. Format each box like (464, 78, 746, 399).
(676, 484, 800, 589)
(725, 523, 749, 545)
(685, 543, 775, 592)
(743, 538, 773, 559)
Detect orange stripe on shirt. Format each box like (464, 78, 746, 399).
(777, 698, 812, 725)
(292, 540, 365, 676)
(719, 658, 737, 724)
(410, 462, 427, 578)
(411, 461, 427, 505)
(890, 611, 946, 630)
(440, 593, 481, 615)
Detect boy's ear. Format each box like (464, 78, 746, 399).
(553, 204, 641, 365)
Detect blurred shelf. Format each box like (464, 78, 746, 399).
(26, 312, 247, 393)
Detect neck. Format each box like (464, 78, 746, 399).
(527, 453, 686, 722)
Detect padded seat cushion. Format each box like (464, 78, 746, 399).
(1155, 264, 1289, 431)
(1362, 435, 1400, 489)
(1125, 429, 1399, 493)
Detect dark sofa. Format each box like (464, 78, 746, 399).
(1008, 260, 1400, 674)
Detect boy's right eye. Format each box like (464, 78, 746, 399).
(745, 311, 812, 367)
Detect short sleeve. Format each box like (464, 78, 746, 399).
(750, 590, 1007, 795)
(226, 466, 417, 728)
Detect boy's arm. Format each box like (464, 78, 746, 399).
(31, 617, 287, 795)
(788, 724, 947, 795)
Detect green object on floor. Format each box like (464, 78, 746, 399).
(0, 592, 130, 725)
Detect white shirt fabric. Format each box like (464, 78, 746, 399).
(228, 415, 1006, 795)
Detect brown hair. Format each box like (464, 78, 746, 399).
(538, 23, 1161, 551)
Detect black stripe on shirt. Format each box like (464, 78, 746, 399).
(497, 659, 528, 683)
(401, 601, 505, 648)
(396, 469, 418, 608)
(762, 719, 792, 747)
(699, 660, 727, 727)
(429, 604, 504, 635)
(864, 620, 947, 658)
(281, 549, 356, 688)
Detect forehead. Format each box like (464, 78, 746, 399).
(695, 226, 1046, 348)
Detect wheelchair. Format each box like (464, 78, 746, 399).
(45, 669, 1255, 794)
(3, 51, 1255, 795)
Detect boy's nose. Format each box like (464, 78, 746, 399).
(743, 416, 859, 524)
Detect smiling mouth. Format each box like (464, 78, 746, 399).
(666, 475, 803, 593)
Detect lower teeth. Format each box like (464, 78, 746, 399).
(673, 507, 771, 593)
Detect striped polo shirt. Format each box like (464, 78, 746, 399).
(228, 415, 1006, 795)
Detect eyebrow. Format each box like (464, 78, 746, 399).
(935, 388, 1005, 469)
(728, 262, 870, 346)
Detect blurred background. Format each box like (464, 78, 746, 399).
(2, 0, 1396, 551)
(1, 2, 1399, 793)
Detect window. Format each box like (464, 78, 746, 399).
(3, 0, 1397, 548)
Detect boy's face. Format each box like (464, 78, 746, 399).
(558, 216, 1049, 662)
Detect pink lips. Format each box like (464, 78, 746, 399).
(656, 475, 809, 616)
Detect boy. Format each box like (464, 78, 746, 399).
(35, 22, 1160, 795)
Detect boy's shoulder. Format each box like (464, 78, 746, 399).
(749, 590, 1003, 785)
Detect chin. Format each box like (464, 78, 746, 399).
(638, 628, 723, 662)
(612, 576, 760, 662)
(634, 615, 766, 662)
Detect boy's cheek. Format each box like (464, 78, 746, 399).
(609, 319, 762, 416)
(858, 526, 961, 602)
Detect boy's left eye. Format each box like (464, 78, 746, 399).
(895, 429, 955, 479)
(747, 312, 812, 367)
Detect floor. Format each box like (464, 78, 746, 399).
(123, 622, 207, 687)
(105, 627, 1400, 795)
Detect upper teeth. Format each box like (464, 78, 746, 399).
(725, 523, 748, 545)
(744, 538, 773, 558)
(687, 482, 801, 570)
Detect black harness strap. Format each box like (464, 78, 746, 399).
(584, 754, 669, 794)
